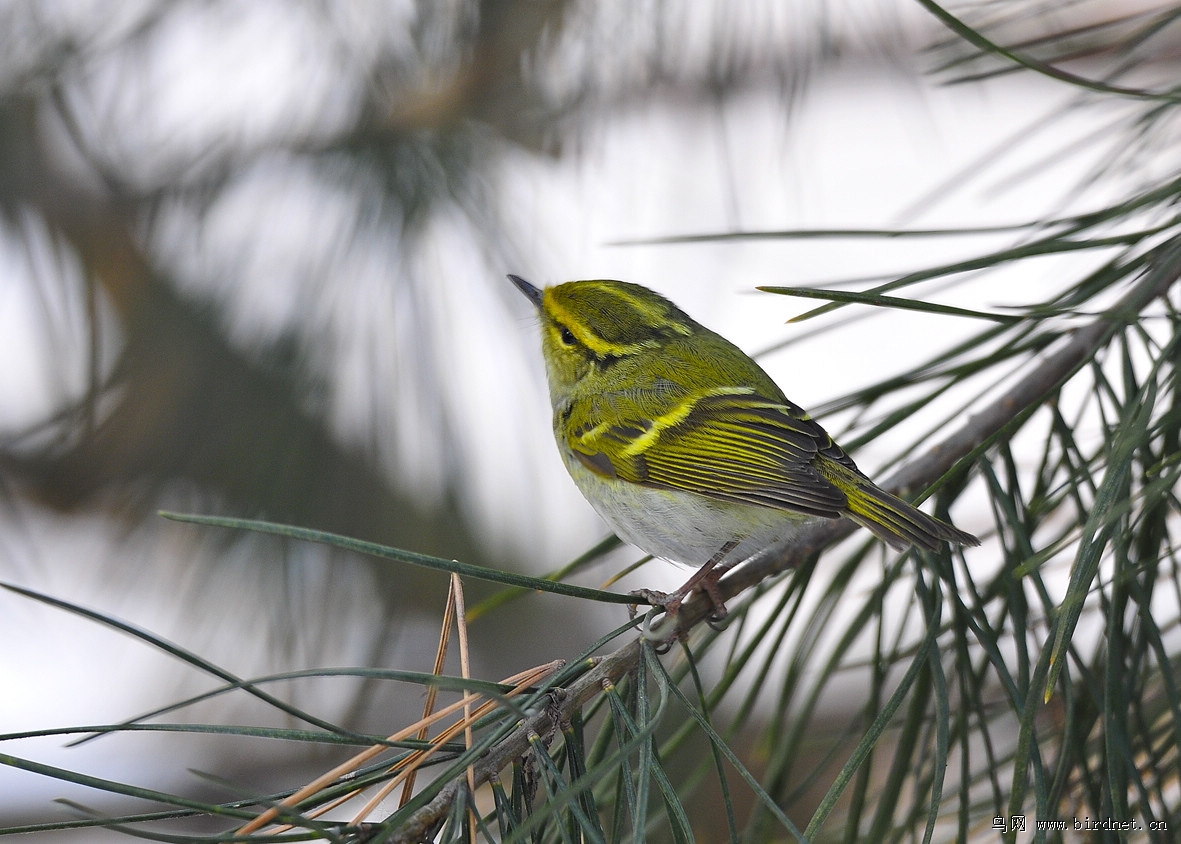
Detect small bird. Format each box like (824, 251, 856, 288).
(510, 275, 978, 622)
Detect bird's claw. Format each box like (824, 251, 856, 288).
(629, 584, 730, 643)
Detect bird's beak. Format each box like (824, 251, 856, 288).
(508, 274, 543, 309)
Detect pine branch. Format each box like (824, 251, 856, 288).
(387, 235, 1181, 840)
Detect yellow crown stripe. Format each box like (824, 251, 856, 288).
(592, 283, 693, 335)
(543, 281, 693, 357)
(542, 292, 650, 357)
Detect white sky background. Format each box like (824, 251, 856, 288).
(0, 0, 1173, 828)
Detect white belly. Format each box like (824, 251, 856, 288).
(561, 447, 819, 567)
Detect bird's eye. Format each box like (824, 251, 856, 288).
(559, 326, 576, 346)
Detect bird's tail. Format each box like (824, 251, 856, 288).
(844, 481, 979, 551)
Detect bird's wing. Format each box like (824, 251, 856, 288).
(568, 387, 853, 517)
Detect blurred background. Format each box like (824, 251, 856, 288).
(2, 0, 1179, 839)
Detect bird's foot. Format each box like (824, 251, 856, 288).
(629, 575, 730, 647)
(629, 540, 738, 647)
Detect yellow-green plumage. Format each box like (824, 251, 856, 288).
(511, 275, 977, 604)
